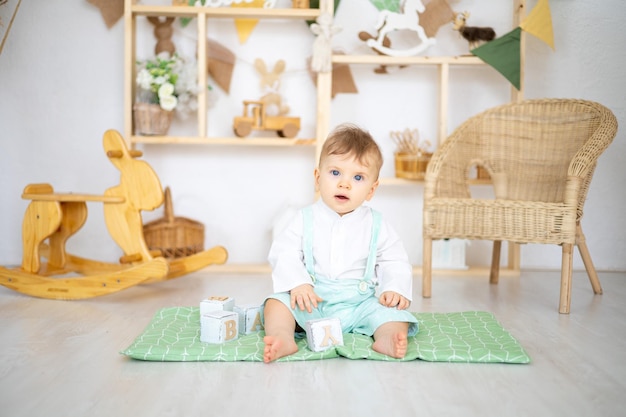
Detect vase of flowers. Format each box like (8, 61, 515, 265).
(133, 52, 199, 135)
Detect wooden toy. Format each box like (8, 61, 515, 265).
(254, 58, 289, 117)
(365, 0, 436, 57)
(200, 310, 239, 344)
(147, 16, 176, 56)
(305, 317, 343, 352)
(0, 130, 228, 300)
(233, 100, 300, 138)
(453, 12, 496, 50)
(200, 296, 235, 315)
(233, 304, 263, 334)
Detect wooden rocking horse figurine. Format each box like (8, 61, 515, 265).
(365, 0, 437, 57)
(0, 129, 228, 300)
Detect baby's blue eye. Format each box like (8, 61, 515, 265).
(331, 170, 340, 176)
(354, 175, 363, 181)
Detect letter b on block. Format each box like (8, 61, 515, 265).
(224, 319, 237, 341)
(200, 310, 239, 344)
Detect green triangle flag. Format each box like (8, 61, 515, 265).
(471, 27, 522, 90)
(370, 0, 401, 12)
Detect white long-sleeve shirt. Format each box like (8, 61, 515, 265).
(268, 200, 413, 300)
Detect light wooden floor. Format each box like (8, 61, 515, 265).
(1, 269, 625, 417)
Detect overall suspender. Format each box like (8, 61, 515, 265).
(301, 206, 382, 283)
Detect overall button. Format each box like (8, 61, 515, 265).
(358, 281, 369, 293)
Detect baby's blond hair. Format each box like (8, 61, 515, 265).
(319, 124, 383, 179)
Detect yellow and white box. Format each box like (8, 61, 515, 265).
(200, 310, 239, 344)
(305, 317, 343, 352)
(233, 304, 264, 335)
(200, 296, 235, 315)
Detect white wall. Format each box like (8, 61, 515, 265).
(1, 0, 624, 271)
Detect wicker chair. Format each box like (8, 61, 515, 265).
(422, 99, 618, 313)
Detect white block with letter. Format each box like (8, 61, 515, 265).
(200, 310, 239, 344)
(233, 304, 264, 334)
(200, 296, 235, 315)
(305, 317, 343, 352)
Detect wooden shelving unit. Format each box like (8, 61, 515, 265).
(123, 0, 333, 147)
(123, 0, 525, 276)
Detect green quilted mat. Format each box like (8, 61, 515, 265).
(121, 307, 530, 363)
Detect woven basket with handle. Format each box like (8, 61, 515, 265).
(143, 187, 204, 259)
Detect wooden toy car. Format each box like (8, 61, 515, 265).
(233, 100, 300, 138)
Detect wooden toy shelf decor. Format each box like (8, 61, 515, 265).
(124, 0, 329, 147)
(143, 187, 205, 259)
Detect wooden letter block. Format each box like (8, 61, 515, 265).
(200, 310, 239, 344)
(305, 317, 343, 352)
(234, 304, 264, 334)
(200, 296, 235, 315)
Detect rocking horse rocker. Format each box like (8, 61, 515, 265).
(365, 0, 437, 57)
(0, 129, 228, 300)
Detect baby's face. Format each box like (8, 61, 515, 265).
(314, 153, 379, 216)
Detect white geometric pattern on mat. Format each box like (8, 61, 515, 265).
(412, 311, 530, 363)
(123, 307, 338, 362)
(121, 307, 529, 363)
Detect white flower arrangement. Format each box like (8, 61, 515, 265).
(136, 52, 200, 117)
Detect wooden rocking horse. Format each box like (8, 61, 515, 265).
(0, 129, 228, 300)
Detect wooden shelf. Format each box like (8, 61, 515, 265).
(124, 0, 333, 147)
(331, 54, 485, 66)
(130, 135, 316, 146)
(130, 5, 321, 20)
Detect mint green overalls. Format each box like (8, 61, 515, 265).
(264, 206, 418, 337)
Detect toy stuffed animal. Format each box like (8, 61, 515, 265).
(147, 16, 176, 55)
(453, 12, 496, 50)
(254, 58, 289, 116)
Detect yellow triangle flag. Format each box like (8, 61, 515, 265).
(520, 0, 555, 50)
(232, 0, 265, 44)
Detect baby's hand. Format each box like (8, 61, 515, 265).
(379, 291, 410, 310)
(290, 284, 323, 313)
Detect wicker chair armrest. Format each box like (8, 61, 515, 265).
(424, 121, 478, 199)
(567, 108, 618, 179)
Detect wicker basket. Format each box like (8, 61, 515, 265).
(133, 102, 173, 136)
(394, 152, 432, 180)
(143, 187, 204, 259)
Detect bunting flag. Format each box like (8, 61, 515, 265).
(231, 0, 265, 44)
(87, 0, 124, 29)
(471, 27, 522, 90)
(370, 0, 401, 12)
(207, 39, 236, 93)
(520, 0, 555, 50)
(471, 0, 555, 90)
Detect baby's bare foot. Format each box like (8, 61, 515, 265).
(263, 335, 299, 363)
(372, 331, 408, 359)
